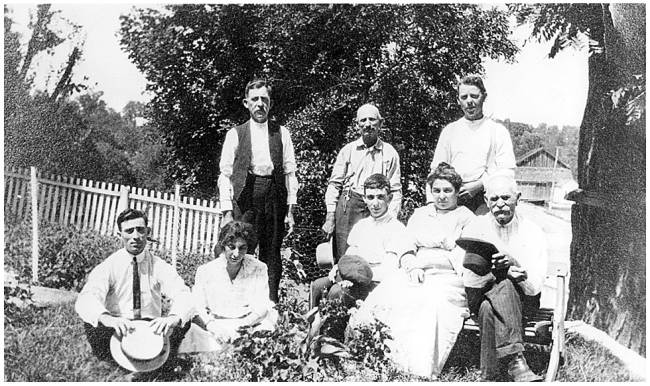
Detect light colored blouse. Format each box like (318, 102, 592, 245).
(403, 205, 475, 275)
(192, 254, 272, 325)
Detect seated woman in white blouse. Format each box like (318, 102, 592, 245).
(349, 162, 475, 379)
(192, 221, 278, 342)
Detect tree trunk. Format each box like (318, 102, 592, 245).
(568, 3, 646, 356)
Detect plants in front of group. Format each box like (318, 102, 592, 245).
(230, 293, 398, 382)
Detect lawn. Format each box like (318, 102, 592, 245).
(4, 299, 634, 382)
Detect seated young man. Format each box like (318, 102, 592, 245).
(461, 175, 548, 382)
(310, 173, 413, 309)
(75, 208, 194, 366)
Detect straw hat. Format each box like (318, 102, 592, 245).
(110, 320, 170, 373)
(316, 239, 334, 268)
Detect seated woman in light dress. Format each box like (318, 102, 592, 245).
(192, 221, 277, 342)
(349, 162, 475, 379)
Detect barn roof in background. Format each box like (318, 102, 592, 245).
(516, 147, 571, 169)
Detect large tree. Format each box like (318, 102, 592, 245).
(119, 4, 516, 223)
(512, 3, 646, 355)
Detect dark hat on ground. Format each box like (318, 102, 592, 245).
(338, 255, 373, 286)
(456, 237, 500, 276)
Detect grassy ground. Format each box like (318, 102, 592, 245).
(4, 300, 635, 382)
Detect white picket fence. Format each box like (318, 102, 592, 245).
(4, 166, 222, 262)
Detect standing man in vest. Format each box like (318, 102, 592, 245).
(321, 103, 402, 263)
(218, 79, 299, 303)
(429, 75, 516, 214)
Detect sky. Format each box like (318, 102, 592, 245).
(7, 3, 589, 128)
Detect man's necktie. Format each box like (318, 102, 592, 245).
(132, 255, 141, 319)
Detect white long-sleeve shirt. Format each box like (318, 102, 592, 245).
(75, 249, 194, 327)
(192, 254, 273, 325)
(460, 212, 548, 296)
(345, 212, 414, 282)
(218, 120, 299, 211)
(431, 116, 516, 185)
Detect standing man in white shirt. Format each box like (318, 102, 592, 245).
(461, 175, 547, 382)
(322, 103, 402, 263)
(218, 79, 299, 303)
(75, 208, 193, 364)
(429, 75, 516, 214)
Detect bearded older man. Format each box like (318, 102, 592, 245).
(461, 175, 548, 382)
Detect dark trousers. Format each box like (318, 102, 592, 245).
(310, 276, 377, 309)
(236, 173, 287, 303)
(333, 190, 369, 263)
(458, 186, 487, 214)
(83, 319, 191, 363)
(466, 279, 540, 378)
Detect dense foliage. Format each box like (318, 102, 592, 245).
(119, 4, 518, 226)
(4, 6, 170, 190)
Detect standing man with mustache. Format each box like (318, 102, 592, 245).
(218, 79, 299, 303)
(429, 75, 516, 214)
(322, 103, 402, 263)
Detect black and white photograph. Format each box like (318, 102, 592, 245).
(3, 2, 645, 382)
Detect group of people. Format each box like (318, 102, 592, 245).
(75, 75, 549, 382)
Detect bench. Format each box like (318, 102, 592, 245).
(462, 264, 568, 382)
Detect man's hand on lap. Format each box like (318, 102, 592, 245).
(98, 314, 133, 338)
(149, 315, 181, 336)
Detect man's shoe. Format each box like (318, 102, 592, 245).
(507, 353, 543, 382)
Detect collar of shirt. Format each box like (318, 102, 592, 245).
(129, 250, 147, 264)
(461, 115, 489, 129)
(490, 212, 521, 245)
(250, 119, 269, 131)
(354, 137, 383, 152)
(371, 210, 394, 225)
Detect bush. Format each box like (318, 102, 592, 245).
(3, 219, 216, 291)
(4, 269, 39, 328)
(4, 220, 121, 291)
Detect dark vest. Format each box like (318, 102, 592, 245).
(231, 120, 287, 201)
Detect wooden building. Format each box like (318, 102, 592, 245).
(514, 147, 574, 203)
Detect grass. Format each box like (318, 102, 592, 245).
(4, 299, 636, 382)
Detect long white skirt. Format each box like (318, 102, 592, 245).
(350, 269, 469, 378)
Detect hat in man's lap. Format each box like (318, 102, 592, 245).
(338, 254, 373, 286)
(110, 320, 170, 373)
(456, 237, 500, 276)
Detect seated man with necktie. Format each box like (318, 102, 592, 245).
(75, 208, 194, 367)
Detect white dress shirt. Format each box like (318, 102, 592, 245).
(218, 119, 299, 211)
(345, 212, 414, 282)
(460, 212, 549, 296)
(75, 249, 194, 327)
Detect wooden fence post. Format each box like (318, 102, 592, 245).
(30, 167, 39, 284)
(172, 185, 181, 272)
(116, 185, 130, 234)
